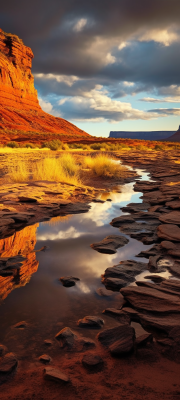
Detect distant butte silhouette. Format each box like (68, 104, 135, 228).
(0, 28, 89, 143)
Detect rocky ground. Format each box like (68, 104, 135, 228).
(0, 149, 180, 399)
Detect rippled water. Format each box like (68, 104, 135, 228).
(0, 169, 173, 347)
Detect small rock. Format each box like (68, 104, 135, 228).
(144, 275, 165, 283)
(39, 354, 52, 364)
(60, 276, 80, 287)
(44, 340, 53, 346)
(44, 367, 69, 383)
(102, 277, 127, 291)
(135, 333, 153, 348)
(55, 327, 95, 351)
(77, 316, 104, 329)
(82, 354, 104, 369)
(13, 321, 28, 329)
(0, 353, 18, 373)
(91, 235, 129, 254)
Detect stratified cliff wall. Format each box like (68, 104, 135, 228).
(0, 29, 89, 139)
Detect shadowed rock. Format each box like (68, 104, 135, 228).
(59, 276, 80, 287)
(135, 333, 153, 348)
(102, 308, 130, 324)
(121, 286, 180, 313)
(77, 316, 104, 328)
(55, 327, 95, 351)
(82, 354, 104, 370)
(91, 235, 129, 254)
(161, 240, 180, 257)
(0, 344, 7, 357)
(158, 224, 180, 241)
(0, 353, 18, 373)
(102, 277, 127, 291)
(44, 367, 69, 383)
(39, 354, 52, 364)
(97, 325, 135, 356)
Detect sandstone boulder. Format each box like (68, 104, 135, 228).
(77, 316, 104, 329)
(97, 325, 135, 355)
(158, 224, 180, 241)
(44, 367, 69, 383)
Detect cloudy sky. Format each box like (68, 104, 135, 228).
(1, 0, 180, 136)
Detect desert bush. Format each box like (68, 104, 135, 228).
(23, 143, 36, 148)
(7, 141, 19, 148)
(41, 139, 63, 150)
(154, 144, 164, 151)
(83, 154, 127, 177)
(90, 143, 102, 150)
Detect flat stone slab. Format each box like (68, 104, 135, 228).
(166, 200, 180, 209)
(158, 224, 180, 242)
(111, 215, 135, 227)
(91, 235, 129, 254)
(121, 286, 180, 313)
(82, 354, 104, 369)
(44, 367, 69, 383)
(0, 353, 18, 373)
(97, 325, 135, 355)
(77, 316, 104, 328)
(59, 276, 80, 287)
(102, 260, 147, 286)
(121, 202, 150, 213)
(161, 240, 180, 257)
(102, 308, 130, 324)
(159, 211, 180, 225)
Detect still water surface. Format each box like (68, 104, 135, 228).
(0, 169, 173, 345)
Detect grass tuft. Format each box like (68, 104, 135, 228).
(83, 154, 127, 177)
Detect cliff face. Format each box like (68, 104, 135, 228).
(0, 29, 89, 140)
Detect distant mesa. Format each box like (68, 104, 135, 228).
(109, 130, 176, 141)
(0, 28, 89, 142)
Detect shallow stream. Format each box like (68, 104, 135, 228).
(0, 168, 174, 348)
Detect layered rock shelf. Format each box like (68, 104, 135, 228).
(0, 29, 89, 141)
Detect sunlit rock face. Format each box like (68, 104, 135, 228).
(0, 225, 39, 302)
(0, 28, 88, 139)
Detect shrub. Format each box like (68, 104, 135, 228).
(23, 143, 36, 148)
(41, 139, 63, 150)
(90, 143, 102, 150)
(7, 141, 19, 148)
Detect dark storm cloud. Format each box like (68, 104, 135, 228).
(1, 0, 180, 123)
(0, 1, 180, 79)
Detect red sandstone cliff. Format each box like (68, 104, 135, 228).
(0, 29, 89, 142)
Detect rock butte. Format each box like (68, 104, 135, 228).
(0, 29, 89, 141)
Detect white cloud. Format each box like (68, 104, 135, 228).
(105, 52, 116, 65)
(73, 18, 87, 32)
(118, 42, 127, 51)
(138, 28, 179, 46)
(58, 86, 158, 122)
(35, 73, 79, 87)
(38, 98, 53, 113)
(141, 96, 180, 103)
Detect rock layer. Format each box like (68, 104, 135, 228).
(0, 29, 89, 141)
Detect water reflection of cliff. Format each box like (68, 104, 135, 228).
(0, 224, 39, 302)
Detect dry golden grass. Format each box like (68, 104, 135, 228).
(8, 154, 81, 185)
(8, 161, 29, 182)
(83, 154, 127, 177)
(32, 155, 80, 185)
